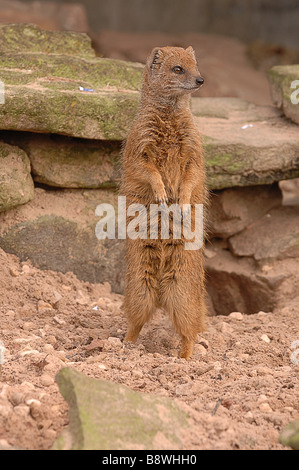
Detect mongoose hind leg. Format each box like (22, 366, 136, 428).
(124, 241, 160, 344)
(159, 244, 206, 359)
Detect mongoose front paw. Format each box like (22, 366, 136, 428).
(154, 187, 168, 206)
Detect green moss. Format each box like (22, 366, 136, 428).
(0, 49, 142, 140)
(53, 368, 189, 450)
(0, 24, 95, 57)
(0, 53, 143, 90)
(1, 85, 140, 140)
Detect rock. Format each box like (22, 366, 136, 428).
(0, 25, 142, 140)
(220, 322, 234, 334)
(13, 404, 30, 417)
(205, 244, 299, 315)
(228, 312, 243, 320)
(228, 206, 299, 261)
(260, 334, 271, 344)
(208, 184, 282, 238)
(0, 23, 94, 57)
(244, 411, 254, 423)
(0, 1, 89, 33)
(7, 133, 121, 189)
(0, 142, 34, 212)
(268, 65, 299, 125)
(193, 97, 299, 189)
(53, 367, 190, 450)
(259, 403, 273, 413)
(40, 374, 54, 387)
(280, 419, 299, 450)
(0, 188, 125, 293)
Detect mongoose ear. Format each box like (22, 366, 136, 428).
(147, 47, 164, 70)
(186, 46, 196, 59)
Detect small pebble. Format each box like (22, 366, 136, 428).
(221, 322, 233, 334)
(228, 312, 243, 320)
(22, 265, 31, 274)
(259, 402, 273, 413)
(132, 369, 143, 379)
(260, 334, 271, 344)
(244, 411, 254, 423)
(40, 374, 54, 387)
(257, 394, 268, 403)
(43, 344, 54, 353)
(9, 390, 23, 407)
(14, 405, 30, 418)
(193, 344, 207, 356)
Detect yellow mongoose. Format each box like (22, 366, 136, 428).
(121, 46, 207, 359)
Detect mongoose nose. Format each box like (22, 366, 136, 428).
(196, 76, 204, 86)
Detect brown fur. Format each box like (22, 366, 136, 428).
(121, 46, 208, 359)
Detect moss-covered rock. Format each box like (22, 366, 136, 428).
(0, 25, 143, 140)
(280, 419, 299, 450)
(193, 97, 299, 189)
(0, 141, 34, 212)
(267, 65, 299, 125)
(53, 367, 189, 450)
(0, 23, 95, 57)
(5, 132, 121, 188)
(0, 187, 125, 292)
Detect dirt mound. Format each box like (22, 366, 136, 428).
(0, 247, 298, 450)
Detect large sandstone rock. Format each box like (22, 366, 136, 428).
(209, 183, 282, 238)
(268, 65, 299, 125)
(53, 367, 189, 450)
(0, 24, 142, 140)
(0, 141, 34, 212)
(228, 206, 299, 261)
(0, 187, 125, 293)
(5, 132, 121, 189)
(192, 97, 299, 189)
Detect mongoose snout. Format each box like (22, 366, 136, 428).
(195, 76, 204, 86)
(121, 46, 208, 359)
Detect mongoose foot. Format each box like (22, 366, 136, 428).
(179, 338, 195, 360)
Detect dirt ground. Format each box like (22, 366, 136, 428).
(0, 247, 298, 450)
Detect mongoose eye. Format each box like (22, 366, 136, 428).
(172, 66, 185, 74)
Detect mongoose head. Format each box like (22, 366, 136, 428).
(143, 46, 204, 101)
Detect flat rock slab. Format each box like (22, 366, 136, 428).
(209, 183, 282, 238)
(53, 367, 189, 450)
(268, 65, 299, 125)
(0, 141, 34, 212)
(193, 97, 299, 189)
(0, 25, 142, 140)
(0, 23, 95, 57)
(228, 206, 299, 261)
(4, 132, 121, 189)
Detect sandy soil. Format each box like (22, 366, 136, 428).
(0, 247, 298, 450)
